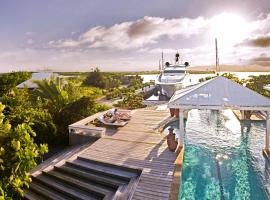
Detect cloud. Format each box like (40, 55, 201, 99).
(138, 48, 177, 54)
(49, 16, 209, 50)
(50, 13, 270, 51)
(248, 54, 270, 66)
(25, 32, 35, 36)
(240, 36, 270, 47)
(27, 39, 35, 45)
(250, 13, 270, 35)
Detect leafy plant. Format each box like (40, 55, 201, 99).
(0, 72, 31, 97)
(0, 103, 47, 199)
(222, 73, 244, 85)
(53, 97, 109, 143)
(83, 68, 123, 89)
(246, 75, 270, 97)
(33, 78, 69, 114)
(1, 88, 57, 144)
(114, 93, 145, 109)
(83, 68, 107, 88)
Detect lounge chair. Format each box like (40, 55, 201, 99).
(117, 110, 131, 120)
(107, 109, 131, 121)
(96, 116, 128, 127)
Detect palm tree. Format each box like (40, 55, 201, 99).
(33, 78, 68, 114)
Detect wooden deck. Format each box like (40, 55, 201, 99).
(79, 108, 178, 199)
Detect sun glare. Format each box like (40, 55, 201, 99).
(210, 13, 248, 47)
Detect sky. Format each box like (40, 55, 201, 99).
(1, 0, 270, 72)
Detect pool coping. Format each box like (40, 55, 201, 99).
(169, 146, 184, 200)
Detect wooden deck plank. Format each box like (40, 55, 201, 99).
(77, 109, 177, 199)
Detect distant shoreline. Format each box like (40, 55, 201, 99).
(1, 65, 270, 74)
(188, 65, 270, 72)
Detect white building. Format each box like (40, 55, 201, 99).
(16, 72, 59, 89)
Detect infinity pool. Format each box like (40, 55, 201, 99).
(165, 109, 270, 200)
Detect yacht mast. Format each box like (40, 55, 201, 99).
(215, 38, 219, 73)
(161, 51, 164, 70)
(159, 60, 161, 71)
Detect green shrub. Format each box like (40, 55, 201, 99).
(114, 93, 145, 109)
(53, 97, 109, 144)
(0, 103, 47, 199)
(83, 68, 106, 88)
(0, 71, 31, 97)
(1, 89, 57, 144)
(222, 73, 244, 85)
(246, 75, 270, 97)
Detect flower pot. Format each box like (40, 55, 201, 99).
(169, 108, 175, 117)
(166, 128, 178, 152)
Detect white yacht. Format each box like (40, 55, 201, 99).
(156, 53, 190, 98)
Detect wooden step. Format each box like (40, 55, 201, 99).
(66, 159, 137, 181)
(32, 174, 99, 200)
(77, 156, 141, 175)
(55, 165, 127, 189)
(24, 189, 47, 200)
(44, 170, 113, 197)
(28, 182, 72, 200)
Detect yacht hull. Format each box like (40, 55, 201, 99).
(158, 82, 184, 98)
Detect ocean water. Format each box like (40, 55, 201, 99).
(164, 109, 270, 200)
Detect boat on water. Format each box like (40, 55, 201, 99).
(156, 52, 190, 98)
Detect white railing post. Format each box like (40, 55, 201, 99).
(179, 109, 185, 147)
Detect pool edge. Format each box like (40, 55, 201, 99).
(169, 146, 185, 200)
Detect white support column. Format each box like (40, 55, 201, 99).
(266, 112, 270, 151)
(240, 110, 245, 120)
(178, 109, 185, 147)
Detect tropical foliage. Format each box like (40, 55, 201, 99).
(105, 75, 147, 100)
(0, 88, 57, 144)
(115, 93, 145, 109)
(222, 73, 244, 84)
(83, 68, 108, 89)
(0, 103, 48, 199)
(0, 72, 31, 96)
(33, 78, 70, 114)
(53, 96, 109, 143)
(83, 68, 136, 89)
(32, 78, 108, 144)
(246, 74, 270, 97)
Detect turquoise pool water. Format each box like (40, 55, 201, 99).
(164, 109, 270, 200)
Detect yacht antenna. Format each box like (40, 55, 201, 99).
(215, 38, 219, 73)
(159, 59, 161, 71)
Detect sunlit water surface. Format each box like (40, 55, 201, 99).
(164, 109, 270, 200)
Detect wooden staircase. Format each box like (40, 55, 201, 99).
(24, 157, 141, 200)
